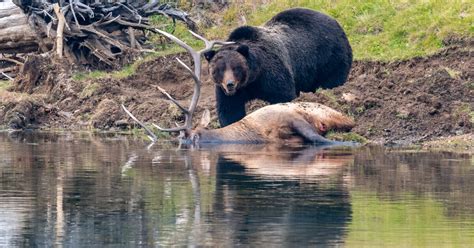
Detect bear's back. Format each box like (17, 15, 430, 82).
(265, 8, 336, 28)
(228, 8, 336, 42)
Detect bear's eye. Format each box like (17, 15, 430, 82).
(232, 66, 244, 78)
(212, 66, 223, 81)
(214, 61, 226, 72)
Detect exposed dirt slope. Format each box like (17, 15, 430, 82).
(299, 39, 473, 145)
(0, 38, 472, 145)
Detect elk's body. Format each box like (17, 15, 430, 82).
(121, 28, 356, 146)
(191, 102, 355, 144)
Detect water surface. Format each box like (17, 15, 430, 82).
(0, 132, 473, 247)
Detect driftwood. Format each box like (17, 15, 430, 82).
(2, 0, 196, 71)
(0, 2, 38, 54)
(0, 54, 24, 81)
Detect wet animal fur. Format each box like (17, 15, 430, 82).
(190, 102, 355, 144)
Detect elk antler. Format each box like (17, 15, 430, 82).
(122, 29, 233, 142)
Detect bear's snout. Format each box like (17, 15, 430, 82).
(226, 80, 236, 90)
(222, 82, 237, 95)
(221, 69, 239, 95)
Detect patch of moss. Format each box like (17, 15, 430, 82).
(207, 119, 221, 129)
(73, 71, 108, 81)
(454, 103, 474, 124)
(444, 67, 462, 79)
(0, 80, 11, 91)
(423, 134, 474, 153)
(316, 89, 339, 106)
(127, 125, 172, 141)
(327, 131, 368, 144)
(80, 83, 100, 99)
(355, 106, 366, 115)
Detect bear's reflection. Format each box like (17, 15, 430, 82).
(1, 132, 355, 247)
(206, 144, 354, 246)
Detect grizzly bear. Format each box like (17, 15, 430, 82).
(204, 8, 353, 127)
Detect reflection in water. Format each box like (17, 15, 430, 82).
(212, 145, 353, 246)
(0, 132, 473, 247)
(346, 146, 474, 247)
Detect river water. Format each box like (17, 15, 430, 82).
(0, 132, 473, 247)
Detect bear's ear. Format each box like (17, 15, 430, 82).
(204, 50, 216, 62)
(236, 45, 249, 57)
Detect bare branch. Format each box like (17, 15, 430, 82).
(69, 0, 81, 29)
(53, 4, 65, 58)
(1, 72, 13, 81)
(8, 1, 195, 67)
(0, 57, 24, 65)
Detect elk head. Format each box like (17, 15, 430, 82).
(122, 28, 233, 143)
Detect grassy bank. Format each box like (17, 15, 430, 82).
(72, 0, 472, 80)
(0, 80, 10, 90)
(207, 0, 473, 60)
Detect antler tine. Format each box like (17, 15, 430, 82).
(176, 58, 195, 80)
(188, 30, 235, 53)
(156, 86, 188, 114)
(123, 28, 222, 140)
(121, 104, 158, 142)
(154, 29, 197, 58)
(143, 28, 233, 137)
(152, 123, 187, 132)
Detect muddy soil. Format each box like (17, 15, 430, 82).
(0, 38, 472, 146)
(299, 38, 473, 145)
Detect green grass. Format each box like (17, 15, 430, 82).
(72, 63, 141, 81)
(206, 0, 473, 61)
(327, 131, 368, 143)
(72, 1, 472, 79)
(80, 83, 100, 99)
(0, 80, 11, 91)
(149, 15, 205, 50)
(72, 54, 158, 81)
(454, 103, 474, 124)
(73, 70, 109, 81)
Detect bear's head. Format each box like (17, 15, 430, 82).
(204, 44, 250, 96)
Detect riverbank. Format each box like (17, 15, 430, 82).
(0, 37, 472, 148)
(1, 1, 473, 148)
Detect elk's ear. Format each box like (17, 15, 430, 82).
(204, 50, 216, 62)
(236, 45, 249, 57)
(200, 109, 211, 128)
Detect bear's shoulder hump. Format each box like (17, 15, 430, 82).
(228, 26, 260, 42)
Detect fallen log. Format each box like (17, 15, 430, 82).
(0, 1, 38, 54)
(2, 0, 196, 69)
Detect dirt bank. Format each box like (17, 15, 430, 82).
(0, 38, 472, 146)
(300, 38, 473, 145)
